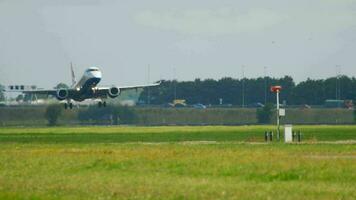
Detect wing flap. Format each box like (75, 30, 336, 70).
(97, 81, 161, 91)
(22, 90, 57, 95)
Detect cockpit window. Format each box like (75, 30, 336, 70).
(88, 69, 99, 72)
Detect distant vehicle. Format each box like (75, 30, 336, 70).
(215, 104, 233, 108)
(5, 66, 160, 109)
(324, 100, 353, 108)
(344, 100, 354, 109)
(301, 104, 311, 109)
(247, 102, 264, 108)
(161, 103, 174, 108)
(193, 103, 207, 109)
(169, 99, 187, 108)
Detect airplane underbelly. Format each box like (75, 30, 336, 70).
(82, 78, 101, 90)
(71, 77, 103, 102)
(72, 94, 107, 102)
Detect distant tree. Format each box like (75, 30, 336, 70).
(0, 84, 5, 101)
(256, 103, 273, 124)
(55, 83, 69, 89)
(354, 108, 356, 123)
(16, 94, 24, 102)
(291, 79, 325, 105)
(45, 104, 63, 126)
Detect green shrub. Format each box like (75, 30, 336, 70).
(256, 103, 273, 124)
(45, 104, 63, 126)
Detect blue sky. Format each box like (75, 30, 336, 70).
(0, 0, 355, 87)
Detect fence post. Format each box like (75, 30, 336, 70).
(297, 131, 302, 142)
(265, 131, 268, 142)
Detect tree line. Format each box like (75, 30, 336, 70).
(0, 85, 5, 102)
(139, 76, 356, 106)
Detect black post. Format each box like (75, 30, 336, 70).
(277, 125, 280, 142)
(297, 131, 302, 142)
(300, 131, 303, 142)
(265, 131, 268, 142)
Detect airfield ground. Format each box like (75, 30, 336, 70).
(0, 126, 355, 199)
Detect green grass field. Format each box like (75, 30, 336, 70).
(0, 126, 355, 199)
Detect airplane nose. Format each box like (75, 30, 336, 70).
(91, 71, 102, 78)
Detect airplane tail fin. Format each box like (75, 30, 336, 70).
(70, 62, 77, 87)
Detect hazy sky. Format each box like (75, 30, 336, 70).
(0, 0, 355, 88)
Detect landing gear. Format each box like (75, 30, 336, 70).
(64, 102, 74, 110)
(98, 101, 107, 108)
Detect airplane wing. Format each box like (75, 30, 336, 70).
(117, 81, 161, 91)
(4, 81, 161, 100)
(5, 88, 76, 99)
(20, 89, 58, 96)
(97, 81, 161, 91)
(4, 88, 57, 96)
(16, 88, 79, 101)
(95, 81, 161, 97)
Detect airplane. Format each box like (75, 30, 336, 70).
(10, 66, 160, 109)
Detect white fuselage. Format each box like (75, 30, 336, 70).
(74, 67, 102, 91)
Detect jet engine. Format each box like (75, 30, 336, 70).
(56, 89, 69, 100)
(108, 87, 120, 98)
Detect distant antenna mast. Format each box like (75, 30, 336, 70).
(242, 65, 245, 108)
(335, 65, 342, 101)
(147, 64, 151, 105)
(71, 62, 77, 87)
(173, 67, 177, 100)
(264, 66, 268, 105)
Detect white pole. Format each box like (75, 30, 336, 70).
(276, 90, 280, 141)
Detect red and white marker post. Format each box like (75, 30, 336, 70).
(271, 86, 282, 141)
